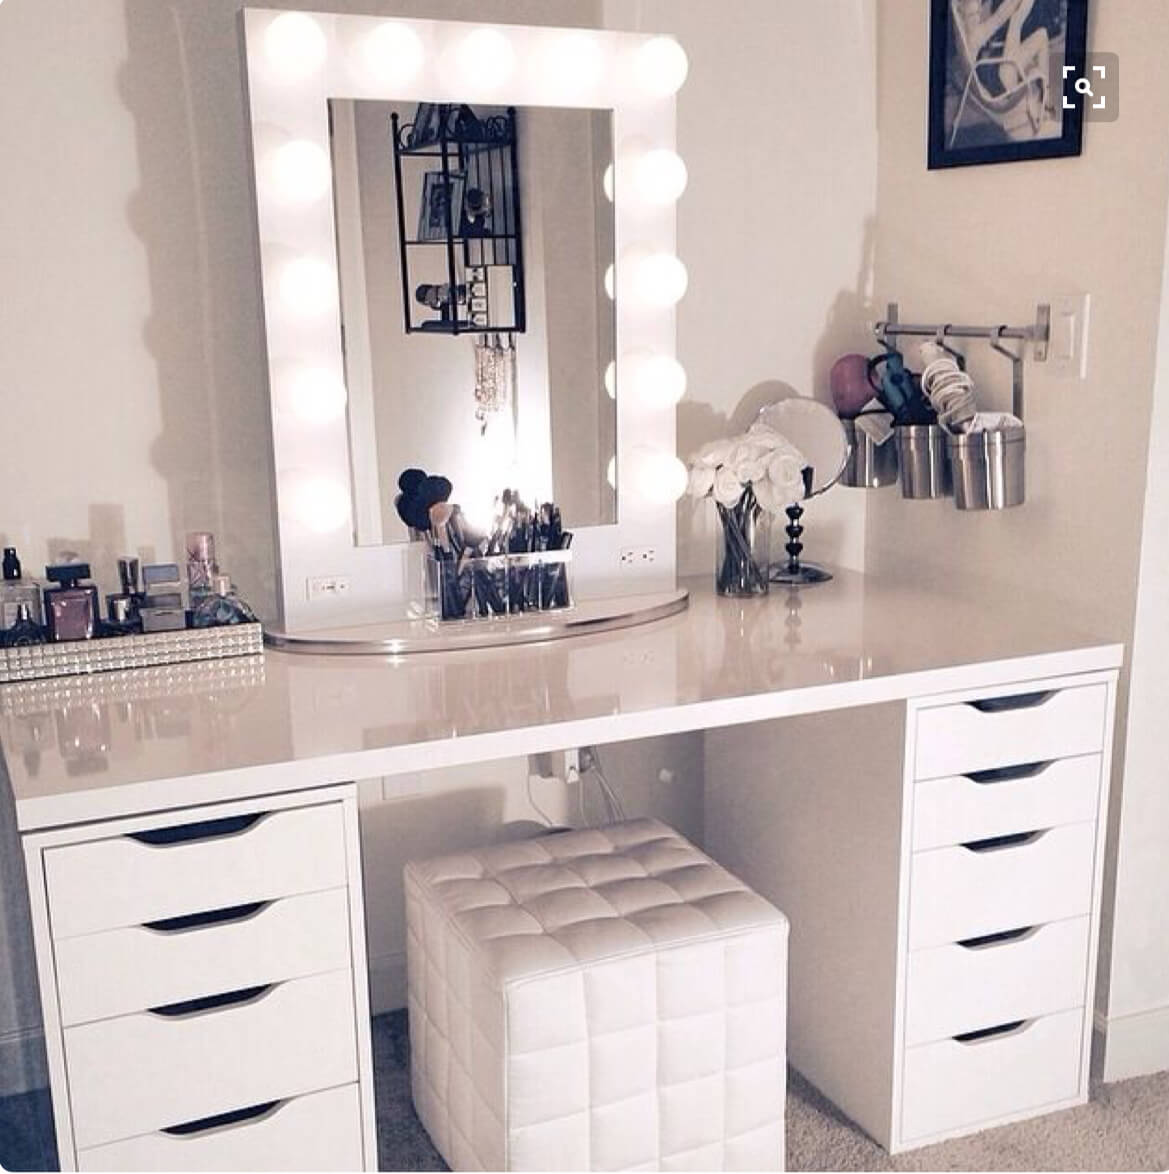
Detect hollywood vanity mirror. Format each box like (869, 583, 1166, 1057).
(242, 11, 693, 646)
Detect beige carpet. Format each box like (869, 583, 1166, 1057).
(788, 1067, 1169, 1172)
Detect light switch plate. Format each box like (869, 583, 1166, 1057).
(1051, 294, 1090, 379)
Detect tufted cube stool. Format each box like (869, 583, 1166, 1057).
(405, 818, 789, 1172)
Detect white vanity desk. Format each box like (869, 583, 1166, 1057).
(1, 572, 1122, 1169)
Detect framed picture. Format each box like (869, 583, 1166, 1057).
(417, 171, 466, 241)
(928, 0, 1089, 169)
(408, 103, 442, 149)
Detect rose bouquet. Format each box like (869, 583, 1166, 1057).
(688, 420, 807, 596)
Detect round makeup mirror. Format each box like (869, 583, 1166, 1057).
(757, 396, 848, 585)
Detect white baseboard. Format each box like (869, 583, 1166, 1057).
(368, 951, 408, 1016)
(0, 1026, 47, 1096)
(1098, 1004, 1169, 1083)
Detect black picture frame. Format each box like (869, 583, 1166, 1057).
(928, 0, 1089, 169)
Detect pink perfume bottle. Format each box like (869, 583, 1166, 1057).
(43, 558, 100, 642)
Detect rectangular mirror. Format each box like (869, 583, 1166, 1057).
(329, 98, 617, 546)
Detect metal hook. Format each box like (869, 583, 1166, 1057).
(989, 326, 1025, 420)
(874, 320, 894, 352)
(935, 324, 964, 363)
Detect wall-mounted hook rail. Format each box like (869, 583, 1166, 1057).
(872, 302, 1050, 420)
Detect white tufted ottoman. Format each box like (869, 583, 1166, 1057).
(405, 818, 789, 1172)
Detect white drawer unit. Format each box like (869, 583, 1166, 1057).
(76, 1083, 365, 1172)
(914, 683, 1109, 780)
(901, 1008, 1086, 1144)
(23, 787, 378, 1172)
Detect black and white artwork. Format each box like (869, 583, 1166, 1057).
(928, 0, 1089, 168)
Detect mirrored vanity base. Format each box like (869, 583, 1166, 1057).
(264, 588, 688, 656)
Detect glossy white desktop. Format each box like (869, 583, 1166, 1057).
(0, 572, 1122, 1168)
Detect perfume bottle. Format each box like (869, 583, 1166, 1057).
(192, 574, 257, 628)
(105, 556, 144, 633)
(43, 558, 100, 642)
(1, 603, 45, 648)
(1, 547, 44, 631)
(185, 531, 218, 606)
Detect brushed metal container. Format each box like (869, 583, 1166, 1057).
(948, 425, 1026, 510)
(842, 418, 899, 488)
(895, 425, 951, 499)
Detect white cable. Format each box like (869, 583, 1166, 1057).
(919, 341, 977, 433)
(526, 773, 556, 827)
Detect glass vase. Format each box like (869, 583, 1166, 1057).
(715, 491, 771, 597)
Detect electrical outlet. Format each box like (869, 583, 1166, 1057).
(306, 575, 351, 601)
(619, 546, 656, 567)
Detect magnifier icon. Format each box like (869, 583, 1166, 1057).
(1075, 77, 1095, 99)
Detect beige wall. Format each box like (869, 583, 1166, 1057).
(868, 0, 1169, 1053)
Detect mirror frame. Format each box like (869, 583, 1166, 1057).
(243, 9, 684, 633)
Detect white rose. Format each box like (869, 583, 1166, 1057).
(713, 465, 745, 506)
(687, 463, 715, 499)
(767, 451, 806, 495)
(752, 476, 782, 514)
(734, 456, 769, 485)
(692, 438, 734, 468)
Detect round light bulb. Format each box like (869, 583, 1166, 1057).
(635, 149, 688, 205)
(446, 28, 515, 94)
(604, 263, 616, 301)
(278, 257, 336, 317)
(631, 447, 688, 504)
(632, 251, 688, 308)
(360, 22, 425, 88)
(288, 476, 350, 533)
(634, 36, 689, 98)
(536, 31, 604, 97)
(602, 163, 615, 203)
(264, 12, 327, 81)
(604, 360, 617, 400)
(268, 139, 331, 204)
(283, 367, 348, 424)
(606, 455, 617, 490)
(630, 353, 687, 408)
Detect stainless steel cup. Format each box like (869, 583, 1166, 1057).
(948, 426, 1026, 510)
(895, 424, 951, 499)
(842, 418, 899, 488)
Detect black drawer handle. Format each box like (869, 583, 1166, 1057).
(957, 926, 1037, 950)
(954, 1019, 1031, 1044)
(961, 829, 1045, 853)
(965, 761, 1054, 784)
(143, 901, 270, 934)
(162, 1099, 285, 1137)
(967, 690, 1056, 713)
(148, 983, 275, 1018)
(128, 812, 266, 847)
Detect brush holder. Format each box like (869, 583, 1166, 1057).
(431, 550, 572, 623)
(842, 417, 898, 489)
(896, 424, 952, 499)
(948, 425, 1026, 511)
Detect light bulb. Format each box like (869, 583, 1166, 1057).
(536, 31, 604, 97)
(283, 367, 348, 424)
(634, 36, 689, 98)
(629, 353, 687, 408)
(360, 22, 424, 88)
(288, 476, 350, 533)
(632, 251, 688, 308)
(278, 257, 336, 317)
(268, 139, 331, 204)
(606, 455, 617, 490)
(631, 447, 688, 504)
(264, 12, 327, 81)
(445, 28, 515, 94)
(603, 163, 614, 203)
(604, 361, 617, 400)
(604, 263, 616, 301)
(635, 149, 688, 205)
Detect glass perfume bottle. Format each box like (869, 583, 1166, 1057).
(1, 602, 45, 648)
(192, 574, 257, 628)
(1, 546, 44, 631)
(43, 558, 100, 642)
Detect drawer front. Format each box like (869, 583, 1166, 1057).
(55, 888, 352, 1027)
(65, 969, 358, 1151)
(909, 821, 1097, 949)
(915, 684, 1108, 780)
(905, 917, 1091, 1046)
(77, 1083, 364, 1172)
(912, 756, 1102, 851)
(46, 803, 347, 939)
(901, 1007, 1085, 1143)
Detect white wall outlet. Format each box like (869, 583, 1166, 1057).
(1051, 293, 1090, 380)
(620, 546, 657, 567)
(306, 575, 351, 601)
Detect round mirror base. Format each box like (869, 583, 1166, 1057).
(769, 562, 834, 586)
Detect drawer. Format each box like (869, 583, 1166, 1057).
(55, 888, 353, 1026)
(901, 1007, 1085, 1143)
(915, 684, 1108, 780)
(64, 969, 358, 1151)
(912, 756, 1102, 851)
(909, 821, 1097, 949)
(77, 1083, 364, 1172)
(45, 803, 348, 938)
(905, 917, 1091, 1046)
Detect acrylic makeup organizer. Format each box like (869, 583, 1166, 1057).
(432, 549, 572, 623)
(871, 302, 1051, 510)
